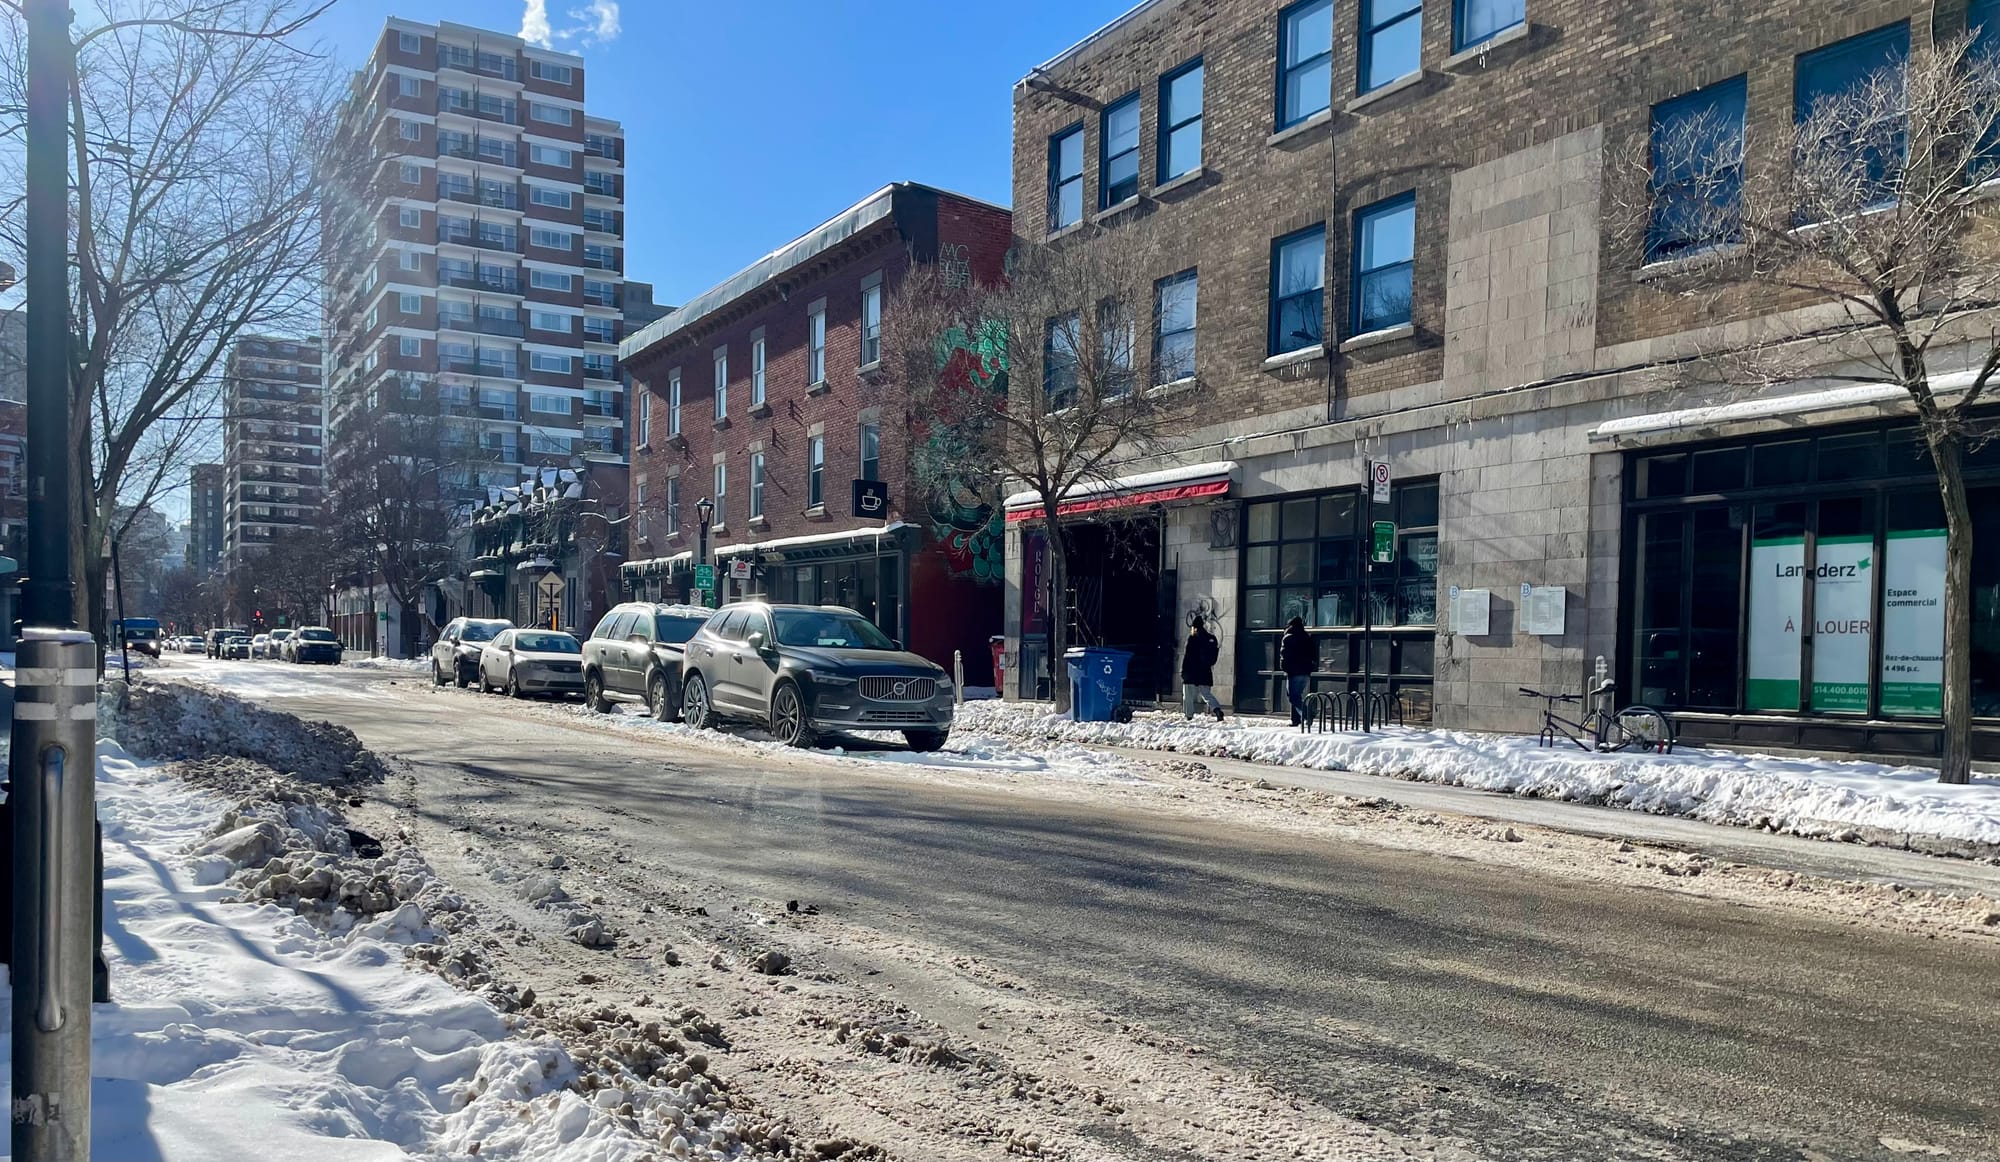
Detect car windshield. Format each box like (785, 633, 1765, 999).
(654, 615, 706, 644)
(461, 622, 504, 642)
(299, 629, 336, 642)
(772, 610, 895, 650)
(515, 632, 579, 653)
(272, 631, 291, 639)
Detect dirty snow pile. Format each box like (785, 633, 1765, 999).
(959, 702, 2000, 851)
(102, 677, 385, 784)
(349, 656, 433, 675)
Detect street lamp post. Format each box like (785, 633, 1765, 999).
(695, 496, 714, 606)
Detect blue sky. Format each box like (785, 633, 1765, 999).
(317, 0, 1141, 306)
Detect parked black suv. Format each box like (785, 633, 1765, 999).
(582, 602, 715, 720)
(679, 602, 954, 750)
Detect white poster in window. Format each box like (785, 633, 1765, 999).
(1454, 588, 1490, 636)
(1746, 535, 1804, 710)
(1881, 529, 1946, 716)
(1522, 585, 1566, 636)
(1810, 535, 1874, 714)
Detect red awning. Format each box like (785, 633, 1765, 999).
(1005, 477, 1230, 522)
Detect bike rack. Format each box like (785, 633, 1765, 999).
(1300, 690, 1406, 734)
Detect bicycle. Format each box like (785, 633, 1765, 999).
(1519, 687, 1677, 753)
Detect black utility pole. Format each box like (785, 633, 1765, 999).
(12, 2, 97, 1159)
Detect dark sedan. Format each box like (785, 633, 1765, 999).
(287, 626, 343, 665)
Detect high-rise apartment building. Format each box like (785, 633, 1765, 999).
(222, 336, 324, 572)
(321, 19, 630, 508)
(187, 463, 224, 574)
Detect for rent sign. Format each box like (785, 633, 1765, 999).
(1747, 535, 1804, 710)
(1881, 529, 1946, 715)
(1809, 536, 1874, 714)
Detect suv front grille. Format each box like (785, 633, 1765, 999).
(859, 709, 931, 724)
(861, 676, 937, 702)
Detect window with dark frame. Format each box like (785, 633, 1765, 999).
(1278, 0, 1334, 129)
(1159, 60, 1203, 182)
(1793, 23, 1909, 212)
(859, 421, 881, 482)
(1049, 124, 1085, 231)
(1646, 76, 1746, 264)
(1352, 194, 1416, 334)
(1044, 313, 1080, 409)
(1100, 94, 1141, 207)
(1153, 268, 1198, 385)
(1359, 0, 1422, 94)
(1269, 225, 1326, 355)
(1453, 0, 1524, 52)
(806, 436, 825, 508)
(750, 452, 765, 520)
(1097, 300, 1136, 399)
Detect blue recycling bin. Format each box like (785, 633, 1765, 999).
(1064, 647, 1133, 722)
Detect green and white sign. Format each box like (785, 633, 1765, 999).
(1810, 535, 1874, 714)
(1370, 521, 1397, 564)
(1746, 535, 1804, 710)
(1881, 529, 1946, 716)
(693, 564, 715, 590)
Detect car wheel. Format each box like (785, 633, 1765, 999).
(770, 681, 815, 749)
(509, 672, 525, 699)
(432, 659, 446, 687)
(648, 671, 678, 723)
(682, 673, 713, 730)
(584, 672, 611, 714)
(904, 730, 949, 753)
(454, 661, 470, 689)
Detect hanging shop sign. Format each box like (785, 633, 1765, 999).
(1746, 535, 1805, 710)
(1809, 535, 1875, 714)
(1881, 529, 1946, 716)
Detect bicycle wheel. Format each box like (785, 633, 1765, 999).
(1610, 705, 1675, 753)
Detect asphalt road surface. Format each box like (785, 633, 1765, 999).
(191, 660, 2000, 1161)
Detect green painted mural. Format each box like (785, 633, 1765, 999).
(917, 319, 1008, 583)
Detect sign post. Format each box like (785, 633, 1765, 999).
(1359, 460, 1392, 731)
(693, 563, 716, 608)
(536, 573, 565, 630)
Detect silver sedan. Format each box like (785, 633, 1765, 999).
(477, 629, 586, 698)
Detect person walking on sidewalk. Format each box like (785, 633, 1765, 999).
(1281, 616, 1315, 726)
(1181, 615, 1224, 721)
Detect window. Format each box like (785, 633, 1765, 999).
(1353, 195, 1415, 334)
(530, 309, 568, 332)
(583, 352, 614, 379)
(530, 227, 574, 251)
(584, 243, 617, 269)
(1360, 0, 1422, 93)
(530, 352, 572, 374)
(400, 376, 423, 400)
(399, 250, 422, 272)
(529, 392, 569, 414)
(713, 348, 728, 420)
(1048, 124, 1084, 231)
(530, 431, 573, 455)
(637, 391, 651, 445)
(530, 101, 573, 125)
(1044, 313, 1080, 410)
(1097, 300, 1136, 399)
(530, 269, 572, 291)
(1794, 24, 1909, 212)
(1453, 0, 1524, 52)
(399, 206, 421, 228)
(807, 305, 827, 384)
(1100, 94, 1141, 207)
(399, 335, 421, 357)
(668, 369, 682, 435)
(583, 317, 615, 342)
(1278, 0, 1334, 129)
(1270, 225, 1326, 354)
(664, 475, 681, 531)
(1153, 268, 1198, 384)
(859, 421, 880, 482)
(1159, 60, 1204, 182)
(1646, 77, 1747, 263)
(530, 185, 572, 208)
(400, 162, 422, 184)
(751, 335, 767, 404)
(860, 282, 883, 365)
(806, 436, 825, 508)
(530, 59, 572, 84)
(399, 292, 422, 314)
(583, 279, 616, 305)
(398, 31, 421, 53)
(750, 452, 766, 519)
(530, 143, 572, 167)
(398, 75, 422, 98)
(713, 462, 727, 527)
(399, 120, 422, 141)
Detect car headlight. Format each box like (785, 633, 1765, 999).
(807, 670, 857, 686)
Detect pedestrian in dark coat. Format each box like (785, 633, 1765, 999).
(1281, 616, 1314, 725)
(1181, 615, 1223, 720)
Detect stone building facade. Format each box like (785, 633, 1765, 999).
(1005, 0, 2000, 758)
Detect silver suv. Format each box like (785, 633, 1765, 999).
(679, 602, 954, 751)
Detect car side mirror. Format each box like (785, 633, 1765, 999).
(747, 631, 769, 652)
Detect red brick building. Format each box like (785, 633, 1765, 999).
(619, 183, 1011, 682)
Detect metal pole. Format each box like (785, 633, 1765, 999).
(11, 630, 98, 1161)
(1360, 487, 1374, 734)
(20, 0, 72, 631)
(111, 542, 130, 682)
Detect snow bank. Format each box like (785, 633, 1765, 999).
(103, 678, 386, 785)
(350, 656, 430, 675)
(960, 703, 2000, 851)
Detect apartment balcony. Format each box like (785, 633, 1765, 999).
(583, 135, 622, 162)
(581, 365, 617, 382)
(582, 174, 619, 198)
(582, 211, 622, 236)
(581, 400, 621, 419)
(440, 355, 519, 380)
(436, 225, 520, 254)
(438, 267, 522, 295)
(583, 252, 622, 272)
(477, 401, 519, 421)
(438, 47, 517, 81)
(582, 288, 618, 308)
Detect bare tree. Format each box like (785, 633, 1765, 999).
(883, 218, 1205, 712)
(1612, 34, 2000, 783)
(0, 0, 336, 643)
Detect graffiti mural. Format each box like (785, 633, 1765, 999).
(920, 319, 1009, 583)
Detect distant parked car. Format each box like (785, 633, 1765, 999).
(678, 602, 954, 751)
(181, 636, 205, 654)
(264, 629, 293, 659)
(581, 602, 714, 721)
(215, 630, 251, 660)
(249, 633, 274, 659)
(285, 626, 342, 664)
(430, 617, 513, 688)
(478, 628, 584, 698)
